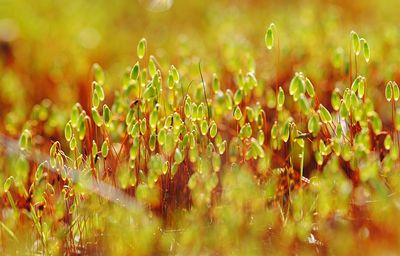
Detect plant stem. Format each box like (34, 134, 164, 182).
(300, 144, 305, 188)
(275, 33, 280, 115)
(6, 191, 17, 212)
(349, 40, 352, 87)
(199, 62, 210, 121)
(392, 98, 396, 142)
(354, 53, 358, 78)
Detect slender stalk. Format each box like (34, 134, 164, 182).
(236, 121, 240, 161)
(300, 144, 305, 188)
(137, 98, 141, 174)
(354, 53, 358, 78)
(198, 62, 210, 121)
(84, 117, 95, 175)
(349, 40, 352, 87)
(275, 31, 280, 115)
(6, 191, 17, 212)
(115, 133, 129, 166)
(392, 98, 396, 142)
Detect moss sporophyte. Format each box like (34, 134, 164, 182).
(1, 17, 400, 255)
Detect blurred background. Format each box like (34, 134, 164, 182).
(1, 0, 400, 136)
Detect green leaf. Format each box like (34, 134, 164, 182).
(384, 135, 393, 150)
(370, 112, 382, 134)
(182, 133, 189, 147)
(305, 77, 315, 97)
(103, 104, 112, 126)
(94, 82, 105, 101)
(251, 138, 265, 158)
(164, 130, 176, 156)
(64, 122, 72, 142)
(172, 112, 182, 130)
(69, 137, 77, 150)
(174, 148, 184, 165)
(167, 72, 174, 89)
(92, 63, 105, 84)
(101, 140, 109, 158)
(92, 141, 98, 159)
(212, 74, 220, 92)
(298, 94, 309, 114)
(240, 123, 252, 139)
(92, 90, 100, 108)
(125, 108, 135, 125)
(130, 61, 140, 80)
(218, 140, 226, 155)
(319, 104, 332, 123)
(351, 76, 360, 92)
(331, 88, 341, 111)
(271, 121, 278, 139)
(350, 92, 359, 108)
(148, 55, 157, 78)
(143, 84, 156, 99)
(289, 75, 301, 96)
(158, 128, 166, 145)
(71, 103, 81, 128)
(281, 121, 290, 142)
(184, 98, 191, 118)
(209, 121, 217, 138)
(258, 129, 265, 144)
(224, 90, 233, 110)
(333, 47, 344, 69)
(358, 77, 365, 98)
(35, 162, 45, 181)
(393, 82, 399, 101)
(296, 138, 305, 148)
(234, 89, 243, 105)
(246, 107, 254, 122)
(308, 115, 320, 136)
(3, 176, 14, 193)
(362, 38, 370, 62)
(319, 140, 328, 155)
(140, 118, 147, 135)
(78, 112, 86, 140)
(385, 81, 393, 102)
(149, 133, 156, 151)
(149, 109, 158, 129)
(153, 72, 161, 94)
(344, 89, 351, 110)
(277, 86, 285, 108)
(131, 121, 139, 137)
(331, 139, 341, 156)
(188, 132, 196, 150)
(233, 106, 242, 121)
(171, 65, 179, 83)
(165, 115, 173, 128)
(315, 152, 323, 165)
(339, 102, 349, 119)
(130, 137, 139, 160)
(50, 142, 57, 157)
(247, 72, 257, 88)
(336, 124, 343, 138)
(91, 107, 102, 127)
(351, 31, 360, 55)
(200, 119, 209, 135)
(137, 38, 147, 59)
(19, 129, 31, 151)
(265, 25, 274, 50)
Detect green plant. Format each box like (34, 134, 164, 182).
(3, 5, 400, 253)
